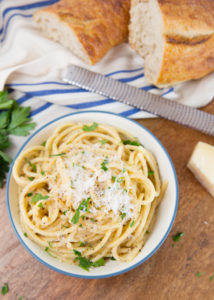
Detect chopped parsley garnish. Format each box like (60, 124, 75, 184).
(49, 152, 66, 157)
(41, 171, 45, 175)
(90, 218, 95, 222)
(112, 176, 116, 182)
(148, 170, 154, 176)
(196, 272, 201, 277)
(110, 257, 116, 261)
(81, 151, 85, 154)
(172, 232, 184, 242)
(26, 192, 33, 197)
(73, 249, 104, 271)
(117, 177, 125, 183)
(30, 162, 37, 172)
(210, 275, 214, 281)
(122, 168, 126, 173)
(38, 202, 44, 208)
(1, 283, 9, 295)
(121, 213, 126, 220)
(45, 247, 56, 258)
(31, 193, 49, 204)
(63, 210, 68, 215)
(81, 215, 86, 220)
(79, 224, 83, 228)
(42, 141, 46, 147)
(146, 230, 150, 234)
(82, 122, 98, 132)
(48, 241, 53, 248)
(18, 296, 24, 300)
(71, 198, 90, 224)
(101, 157, 109, 171)
(99, 139, 107, 145)
(24, 232, 28, 237)
(28, 177, 34, 181)
(122, 140, 141, 146)
(79, 242, 86, 247)
(130, 220, 135, 227)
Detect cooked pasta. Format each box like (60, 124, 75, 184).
(13, 122, 166, 270)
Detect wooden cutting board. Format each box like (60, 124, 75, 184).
(0, 101, 214, 300)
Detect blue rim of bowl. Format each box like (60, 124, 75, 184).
(6, 110, 179, 279)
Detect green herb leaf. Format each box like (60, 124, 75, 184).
(8, 122, 36, 136)
(209, 275, 213, 281)
(99, 140, 107, 145)
(172, 232, 184, 242)
(0, 91, 35, 188)
(121, 213, 126, 220)
(1, 283, 9, 295)
(48, 241, 53, 248)
(41, 171, 45, 175)
(0, 134, 10, 150)
(28, 177, 34, 181)
(92, 258, 105, 267)
(148, 170, 154, 176)
(130, 220, 135, 227)
(101, 157, 108, 172)
(73, 250, 104, 271)
(79, 224, 83, 228)
(71, 209, 80, 224)
(196, 272, 201, 277)
(146, 230, 150, 234)
(79, 242, 86, 247)
(31, 193, 49, 204)
(122, 140, 141, 146)
(82, 122, 98, 132)
(49, 152, 66, 157)
(0, 91, 14, 109)
(110, 257, 116, 260)
(27, 192, 33, 197)
(112, 176, 116, 182)
(24, 232, 28, 237)
(0, 111, 10, 130)
(71, 198, 90, 224)
(42, 141, 46, 146)
(73, 249, 81, 256)
(0, 156, 9, 188)
(38, 202, 44, 208)
(63, 210, 68, 215)
(18, 296, 24, 300)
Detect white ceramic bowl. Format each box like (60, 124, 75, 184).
(6, 111, 178, 278)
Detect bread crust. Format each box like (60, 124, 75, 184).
(34, 0, 130, 64)
(157, 0, 214, 86)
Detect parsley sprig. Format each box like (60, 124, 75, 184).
(31, 193, 49, 204)
(101, 157, 109, 172)
(71, 198, 90, 224)
(0, 91, 35, 187)
(73, 249, 104, 271)
(1, 283, 9, 295)
(122, 140, 141, 146)
(82, 122, 98, 132)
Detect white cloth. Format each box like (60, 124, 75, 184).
(0, 0, 214, 157)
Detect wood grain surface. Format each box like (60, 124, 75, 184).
(0, 101, 214, 300)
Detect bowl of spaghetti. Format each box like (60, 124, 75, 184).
(7, 111, 178, 278)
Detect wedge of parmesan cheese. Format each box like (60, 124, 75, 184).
(187, 142, 214, 197)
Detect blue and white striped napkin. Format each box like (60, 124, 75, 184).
(0, 0, 214, 156)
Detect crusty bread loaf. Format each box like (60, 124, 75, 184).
(34, 0, 130, 64)
(129, 0, 214, 87)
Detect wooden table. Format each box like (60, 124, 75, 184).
(1, 101, 214, 300)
